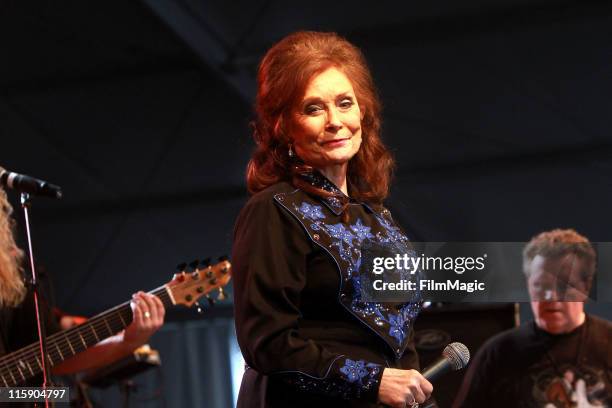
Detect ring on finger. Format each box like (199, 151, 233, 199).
(406, 395, 419, 408)
(144, 311, 151, 318)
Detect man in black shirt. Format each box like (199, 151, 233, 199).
(453, 229, 611, 408)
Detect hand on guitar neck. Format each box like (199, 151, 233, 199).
(123, 291, 165, 349)
(53, 291, 165, 375)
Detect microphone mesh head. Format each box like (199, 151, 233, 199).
(442, 342, 470, 370)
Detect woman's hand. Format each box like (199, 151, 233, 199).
(53, 292, 165, 375)
(378, 368, 433, 407)
(123, 291, 165, 348)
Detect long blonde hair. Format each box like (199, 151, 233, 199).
(0, 188, 26, 307)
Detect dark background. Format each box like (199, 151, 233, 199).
(1, 0, 610, 405)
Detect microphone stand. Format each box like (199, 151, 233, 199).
(20, 192, 52, 408)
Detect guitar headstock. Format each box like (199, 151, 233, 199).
(166, 257, 232, 308)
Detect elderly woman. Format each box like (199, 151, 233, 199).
(232, 31, 432, 408)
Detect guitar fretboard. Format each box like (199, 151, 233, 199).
(0, 286, 172, 387)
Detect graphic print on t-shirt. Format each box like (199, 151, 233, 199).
(530, 365, 610, 407)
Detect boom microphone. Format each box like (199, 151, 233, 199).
(0, 167, 62, 199)
(422, 342, 470, 382)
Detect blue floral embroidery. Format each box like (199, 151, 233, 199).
(293, 205, 364, 276)
(285, 359, 381, 400)
(375, 214, 408, 243)
(326, 223, 356, 245)
(283, 174, 421, 355)
(295, 202, 420, 348)
(296, 202, 325, 221)
(339, 359, 369, 383)
(350, 219, 374, 241)
(326, 196, 344, 213)
(387, 312, 407, 343)
(374, 303, 421, 343)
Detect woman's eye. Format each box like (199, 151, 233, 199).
(305, 105, 323, 114)
(339, 99, 354, 109)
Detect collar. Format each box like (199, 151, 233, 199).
(297, 171, 375, 216)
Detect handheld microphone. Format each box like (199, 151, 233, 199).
(0, 167, 63, 199)
(422, 342, 470, 382)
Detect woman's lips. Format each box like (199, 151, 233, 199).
(322, 138, 349, 147)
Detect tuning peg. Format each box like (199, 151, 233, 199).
(195, 301, 204, 314)
(189, 259, 199, 270)
(217, 287, 226, 301)
(176, 262, 187, 271)
(206, 295, 215, 307)
(218, 255, 229, 262)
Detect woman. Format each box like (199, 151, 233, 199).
(232, 31, 432, 408)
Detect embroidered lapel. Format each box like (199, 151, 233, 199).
(274, 175, 420, 358)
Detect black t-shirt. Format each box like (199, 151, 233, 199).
(454, 314, 612, 408)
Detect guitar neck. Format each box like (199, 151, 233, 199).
(0, 286, 173, 387)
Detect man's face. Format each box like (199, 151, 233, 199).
(527, 254, 588, 334)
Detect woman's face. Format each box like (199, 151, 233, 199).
(289, 67, 362, 170)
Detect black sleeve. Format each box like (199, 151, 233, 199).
(9, 289, 60, 352)
(232, 193, 383, 401)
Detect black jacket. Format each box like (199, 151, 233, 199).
(232, 174, 421, 407)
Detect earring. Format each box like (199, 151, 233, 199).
(288, 144, 294, 158)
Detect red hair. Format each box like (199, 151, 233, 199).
(246, 31, 394, 205)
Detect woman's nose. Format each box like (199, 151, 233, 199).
(325, 107, 343, 130)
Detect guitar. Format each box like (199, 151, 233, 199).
(0, 258, 231, 387)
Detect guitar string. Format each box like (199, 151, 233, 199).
(1, 289, 167, 379)
(0, 288, 172, 383)
(1, 290, 169, 379)
(0, 302, 156, 383)
(4, 297, 144, 370)
(1, 272, 227, 384)
(0, 310, 132, 384)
